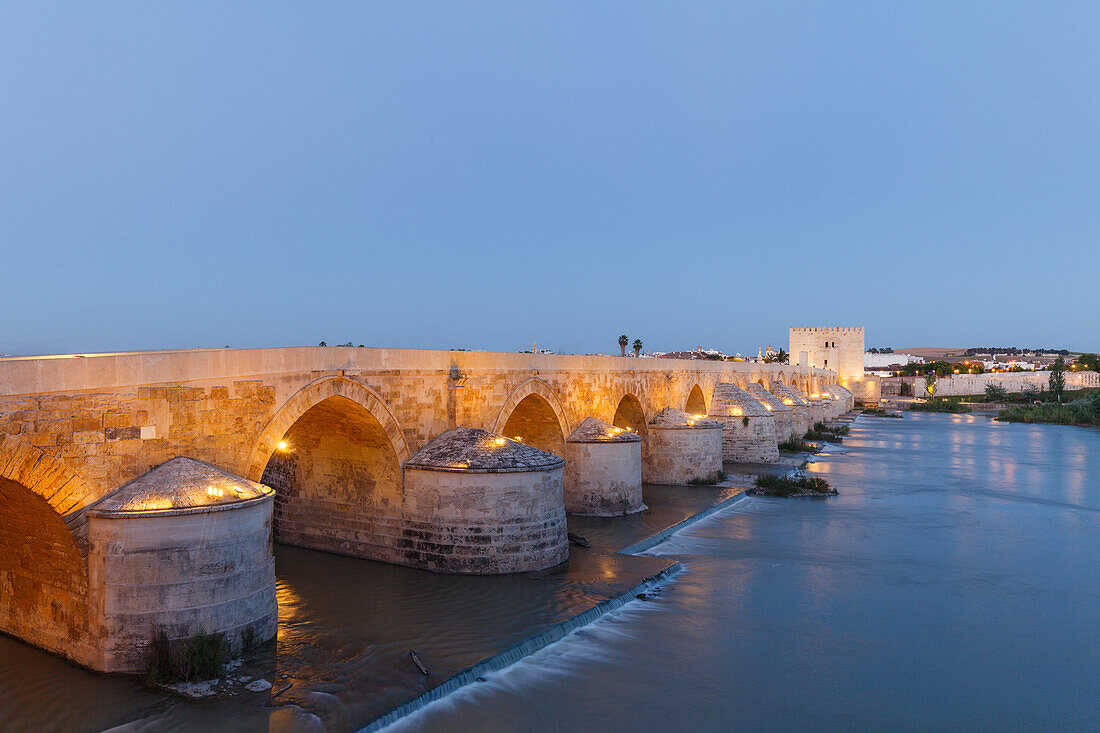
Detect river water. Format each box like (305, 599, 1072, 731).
(386, 413, 1100, 732)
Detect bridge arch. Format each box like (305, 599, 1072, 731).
(0, 435, 91, 663)
(493, 378, 570, 457)
(685, 383, 707, 415)
(245, 376, 409, 482)
(0, 433, 99, 517)
(612, 392, 648, 443)
(249, 378, 409, 558)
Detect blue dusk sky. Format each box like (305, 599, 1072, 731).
(2, 3, 1097, 356)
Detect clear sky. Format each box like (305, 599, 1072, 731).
(2, 3, 1097, 356)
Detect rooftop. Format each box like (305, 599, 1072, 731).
(746, 384, 792, 412)
(648, 407, 722, 429)
(709, 383, 771, 418)
(770, 381, 810, 407)
(405, 427, 564, 473)
(567, 417, 643, 443)
(88, 457, 273, 517)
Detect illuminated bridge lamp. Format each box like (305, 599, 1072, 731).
(277, 439, 290, 452)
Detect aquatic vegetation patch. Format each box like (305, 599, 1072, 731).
(804, 423, 849, 442)
(861, 407, 901, 418)
(749, 472, 836, 497)
(908, 399, 972, 413)
(997, 392, 1100, 426)
(778, 437, 818, 452)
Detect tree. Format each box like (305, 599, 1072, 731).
(924, 372, 937, 401)
(1076, 353, 1099, 371)
(618, 334, 629, 357)
(764, 348, 788, 364)
(1049, 356, 1066, 403)
(318, 341, 327, 347)
(984, 384, 1008, 401)
(632, 339, 643, 357)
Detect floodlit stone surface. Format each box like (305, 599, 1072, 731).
(746, 384, 795, 441)
(788, 383, 826, 424)
(564, 418, 645, 516)
(403, 428, 567, 573)
(86, 458, 277, 673)
(643, 408, 723, 485)
(770, 381, 811, 438)
(708, 383, 779, 463)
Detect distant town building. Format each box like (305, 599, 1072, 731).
(981, 360, 1036, 371)
(656, 346, 732, 361)
(519, 340, 555, 355)
(864, 352, 925, 369)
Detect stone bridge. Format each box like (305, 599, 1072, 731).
(0, 346, 837, 671)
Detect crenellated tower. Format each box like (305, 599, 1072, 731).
(788, 326, 865, 383)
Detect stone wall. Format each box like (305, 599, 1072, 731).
(714, 415, 779, 463)
(897, 370, 1100, 397)
(0, 476, 94, 668)
(642, 426, 722, 485)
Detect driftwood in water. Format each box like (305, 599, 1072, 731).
(410, 649, 429, 676)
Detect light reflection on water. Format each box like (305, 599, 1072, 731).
(388, 413, 1100, 732)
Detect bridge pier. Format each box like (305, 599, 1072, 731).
(771, 381, 811, 438)
(642, 409, 723, 485)
(86, 458, 277, 673)
(402, 428, 567, 573)
(747, 384, 795, 442)
(708, 383, 780, 463)
(563, 418, 645, 516)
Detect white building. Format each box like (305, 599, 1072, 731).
(864, 352, 924, 369)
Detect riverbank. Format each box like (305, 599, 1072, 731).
(996, 400, 1100, 426)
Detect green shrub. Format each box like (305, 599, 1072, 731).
(752, 473, 835, 497)
(804, 423, 848, 442)
(778, 437, 816, 452)
(241, 625, 257, 653)
(997, 394, 1100, 426)
(908, 398, 971, 413)
(147, 630, 229, 685)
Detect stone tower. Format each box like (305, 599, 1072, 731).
(789, 326, 879, 404)
(788, 326, 865, 383)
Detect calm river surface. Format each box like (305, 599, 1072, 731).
(387, 413, 1100, 732)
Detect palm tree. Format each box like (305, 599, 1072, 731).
(618, 334, 628, 357)
(632, 339, 643, 357)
